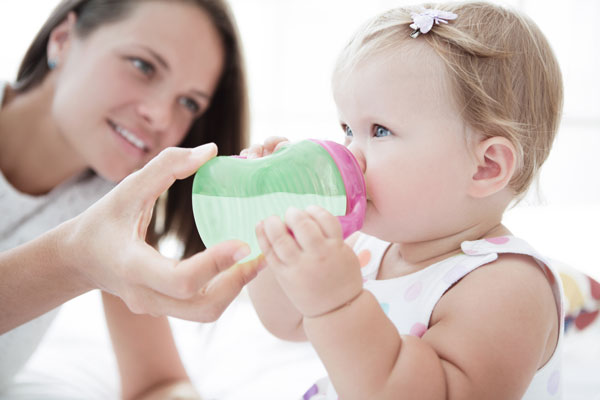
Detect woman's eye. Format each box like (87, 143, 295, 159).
(374, 125, 391, 138)
(179, 97, 200, 114)
(344, 125, 354, 137)
(130, 58, 154, 76)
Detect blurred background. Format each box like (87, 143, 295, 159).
(1, 0, 598, 275)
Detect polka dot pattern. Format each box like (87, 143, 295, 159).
(357, 249, 371, 268)
(485, 236, 510, 245)
(409, 322, 427, 338)
(547, 369, 560, 395)
(307, 233, 564, 400)
(443, 262, 471, 285)
(404, 281, 423, 302)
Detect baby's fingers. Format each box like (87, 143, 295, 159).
(262, 215, 301, 265)
(284, 207, 325, 251)
(246, 143, 265, 159)
(262, 136, 290, 155)
(306, 205, 343, 239)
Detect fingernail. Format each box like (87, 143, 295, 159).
(233, 245, 251, 262)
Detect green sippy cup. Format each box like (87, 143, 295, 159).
(191, 139, 366, 262)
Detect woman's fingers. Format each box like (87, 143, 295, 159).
(130, 240, 252, 300)
(121, 144, 217, 207)
(123, 257, 262, 322)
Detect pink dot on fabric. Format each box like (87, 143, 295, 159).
(485, 236, 510, 245)
(443, 263, 471, 284)
(409, 322, 427, 338)
(357, 249, 371, 268)
(547, 369, 560, 395)
(404, 281, 423, 302)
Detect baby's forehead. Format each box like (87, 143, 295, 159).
(333, 39, 453, 98)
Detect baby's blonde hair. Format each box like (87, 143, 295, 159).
(334, 2, 563, 196)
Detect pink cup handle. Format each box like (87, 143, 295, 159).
(309, 139, 366, 239)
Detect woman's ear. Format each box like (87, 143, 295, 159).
(468, 136, 517, 198)
(46, 12, 77, 68)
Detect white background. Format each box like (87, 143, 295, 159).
(1, 2, 599, 399)
(1, 0, 598, 275)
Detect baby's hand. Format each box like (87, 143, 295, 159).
(240, 136, 289, 159)
(256, 206, 363, 318)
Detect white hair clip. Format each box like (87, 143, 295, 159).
(409, 8, 458, 38)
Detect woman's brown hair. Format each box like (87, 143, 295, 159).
(16, 0, 249, 258)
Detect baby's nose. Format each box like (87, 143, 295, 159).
(348, 146, 366, 175)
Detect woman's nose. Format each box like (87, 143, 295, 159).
(137, 95, 174, 132)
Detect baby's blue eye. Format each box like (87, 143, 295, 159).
(345, 125, 353, 137)
(179, 97, 200, 114)
(374, 125, 391, 138)
(131, 58, 154, 76)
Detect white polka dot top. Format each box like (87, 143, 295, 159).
(302, 233, 564, 400)
(0, 81, 115, 390)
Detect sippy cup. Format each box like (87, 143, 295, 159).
(191, 139, 366, 262)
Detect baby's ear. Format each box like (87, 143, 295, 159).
(468, 136, 516, 198)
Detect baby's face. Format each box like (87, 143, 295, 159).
(333, 42, 479, 243)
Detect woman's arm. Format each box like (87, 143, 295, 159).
(102, 292, 200, 400)
(0, 224, 90, 333)
(1, 145, 260, 333)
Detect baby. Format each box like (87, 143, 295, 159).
(247, 2, 564, 399)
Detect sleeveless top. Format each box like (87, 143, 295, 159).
(302, 233, 564, 399)
(0, 81, 115, 391)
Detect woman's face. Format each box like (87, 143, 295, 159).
(50, 1, 225, 182)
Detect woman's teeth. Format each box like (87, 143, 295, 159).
(114, 124, 147, 151)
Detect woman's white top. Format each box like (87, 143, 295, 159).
(0, 81, 114, 390)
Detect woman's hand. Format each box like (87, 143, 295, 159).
(255, 205, 363, 318)
(240, 136, 289, 159)
(62, 144, 260, 322)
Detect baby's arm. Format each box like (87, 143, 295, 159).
(304, 254, 558, 400)
(261, 206, 558, 399)
(248, 215, 361, 342)
(247, 257, 306, 341)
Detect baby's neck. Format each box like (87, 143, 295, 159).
(378, 223, 510, 280)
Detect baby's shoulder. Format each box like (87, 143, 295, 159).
(432, 252, 557, 326)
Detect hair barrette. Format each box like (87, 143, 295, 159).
(409, 8, 458, 38)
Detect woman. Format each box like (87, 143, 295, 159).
(0, 0, 257, 396)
